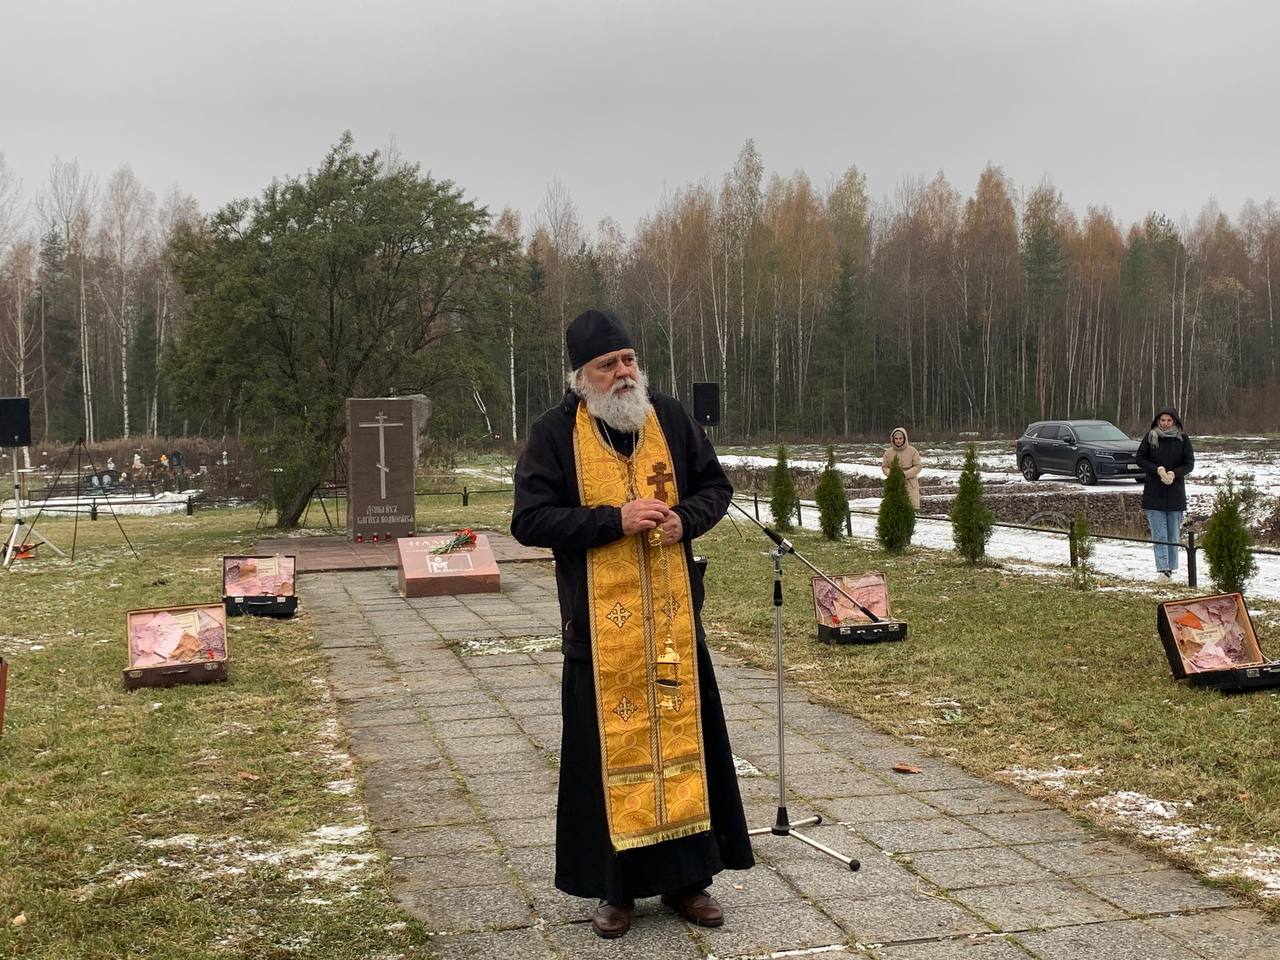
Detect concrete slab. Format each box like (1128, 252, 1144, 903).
(304, 559, 1273, 959)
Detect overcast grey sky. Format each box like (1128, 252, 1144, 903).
(3, 0, 1277, 237)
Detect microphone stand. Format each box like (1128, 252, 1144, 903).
(730, 501, 862, 871)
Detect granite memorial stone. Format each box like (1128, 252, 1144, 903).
(397, 533, 501, 598)
(347, 397, 417, 542)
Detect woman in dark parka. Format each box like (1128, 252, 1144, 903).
(1135, 407, 1194, 582)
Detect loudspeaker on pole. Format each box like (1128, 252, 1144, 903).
(691, 382, 720, 426)
(0, 398, 32, 448)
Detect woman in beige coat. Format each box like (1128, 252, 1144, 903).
(881, 427, 923, 509)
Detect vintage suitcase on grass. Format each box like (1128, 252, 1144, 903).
(813, 572, 908, 644)
(123, 603, 229, 690)
(222, 554, 298, 618)
(1157, 592, 1280, 691)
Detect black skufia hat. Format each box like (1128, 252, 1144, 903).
(566, 309, 634, 370)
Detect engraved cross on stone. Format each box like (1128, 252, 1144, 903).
(646, 461, 674, 500)
(357, 411, 405, 500)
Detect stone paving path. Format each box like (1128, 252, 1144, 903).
(305, 562, 1280, 959)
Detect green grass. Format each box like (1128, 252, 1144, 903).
(5, 484, 1279, 953)
(0, 509, 432, 960)
(695, 518, 1280, 915)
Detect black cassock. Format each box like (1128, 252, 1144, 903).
(512, 389, 754, 903)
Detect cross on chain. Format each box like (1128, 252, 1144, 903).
(646, 461, 675, 500)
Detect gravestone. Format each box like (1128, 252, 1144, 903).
(347, 397, 417, 542)
(397, 533, 501, 598)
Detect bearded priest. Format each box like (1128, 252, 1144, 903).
(512, 308, 754, 939)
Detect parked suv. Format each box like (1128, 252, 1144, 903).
(1015, 420, 1142, 485)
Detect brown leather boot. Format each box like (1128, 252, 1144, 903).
(591, 901, 633, 938)
(661, 888, 725, 927)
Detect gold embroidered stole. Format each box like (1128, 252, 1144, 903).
(573, 401, 710, 851)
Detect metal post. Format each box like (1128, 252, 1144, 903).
(845, 510, 853, 537)
(1186, 530, 1197, 589)
(90, 501, 98, 521)
(1069, 529, 1078, 568)
(796, 500, 802, 526)
(753, 491, 760, 521)
(186, 496, 194, 517)
(462, 485, 469, 506)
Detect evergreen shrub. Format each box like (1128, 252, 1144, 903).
(770, 445, 799, 531)
(816, 446, 849, 541)
(877, 458, 915, 552)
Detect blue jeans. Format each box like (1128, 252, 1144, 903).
(1145, 509, 1185, 573)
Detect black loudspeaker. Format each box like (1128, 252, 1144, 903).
(691, 382, 720, 426)
(0, 398, 31, 448)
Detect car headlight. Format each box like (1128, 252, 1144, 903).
(1094, 451, 1114, 459)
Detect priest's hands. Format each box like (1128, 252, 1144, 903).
(658, 510, 683, 546)
(621, 498, 670, 536)
(620, 499, 683, 544)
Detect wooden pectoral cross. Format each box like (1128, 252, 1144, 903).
(646, 461, 674, 501)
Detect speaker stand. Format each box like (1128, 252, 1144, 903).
(2, 454, 64, 569)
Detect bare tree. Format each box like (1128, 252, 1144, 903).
(94, 165, 154, 438)
(39, 158, 96, 441)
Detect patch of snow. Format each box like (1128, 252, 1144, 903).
(308, 824, 367, 844)
(1088, 790, 1280, 897)
(999, 765, 1103, 791)
(458, 633, 561, 656)
(733, 755, 764, 777)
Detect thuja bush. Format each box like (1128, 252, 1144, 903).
(951, 444, 993, 563)
(877, 458, 915, 552)
(1203, 475, 1258, 594)
(770, 445, 800, 532)
(1070, 511, 1096, 590)
(815, 446, 849, 541)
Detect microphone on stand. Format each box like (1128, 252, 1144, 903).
(729, 501, 883, 623)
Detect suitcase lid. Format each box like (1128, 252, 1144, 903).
(812, 571, 892, 626)
(125, 603, 229, 670)
(1156, 592, 1269, 679)
(222, 554, 296, 598)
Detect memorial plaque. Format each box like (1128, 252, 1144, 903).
(397, 533, 501, 598)
(347, 397, 417, 542)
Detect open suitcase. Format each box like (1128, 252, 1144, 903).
(124, 603, 230, 690)
(812, 571, 908, 644)
(223, 555, 298, 618)
(1157, 592, 1280, 691)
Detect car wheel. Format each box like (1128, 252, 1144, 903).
(1020, 454, 1040, 481)
(1076, 458, 1097, 486)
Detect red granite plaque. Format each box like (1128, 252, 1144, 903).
(347, 397, 417, 542)
(397, 533, 501, 598)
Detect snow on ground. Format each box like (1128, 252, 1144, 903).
(2, 489, 203, 518)
(722, 435, 1280, 501)
(723, 435, 1280, 601)
(1088, 790, 1280, 897)
(728, 494, 1280, 602)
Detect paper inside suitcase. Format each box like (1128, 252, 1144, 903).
(123, 603, 230, 690)
(813, 572, 907, 644)
(223, 555, 298, 617)
(1156, 593, 1280, 690)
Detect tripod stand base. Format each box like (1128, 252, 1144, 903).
(748, 807, 861, 871)
(3, 520, 65, 568)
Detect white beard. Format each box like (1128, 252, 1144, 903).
(577, 367, 653, 433)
